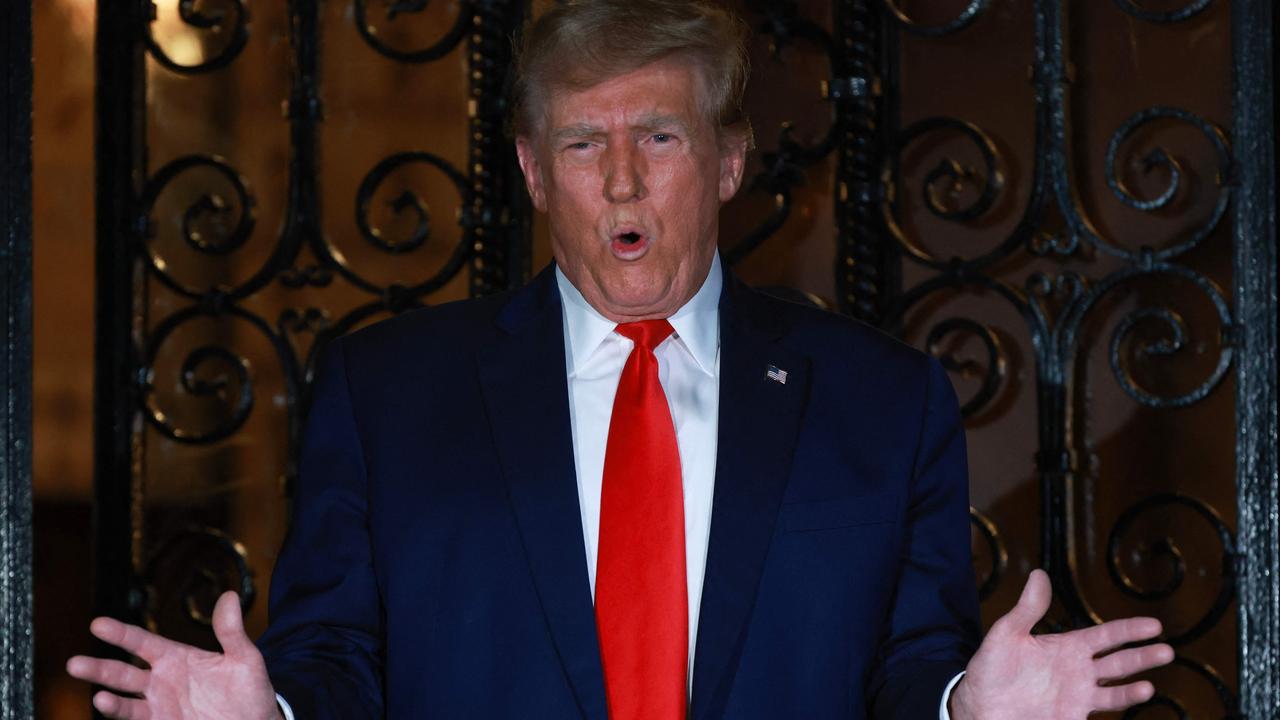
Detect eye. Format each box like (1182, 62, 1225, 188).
(652, 134, 673, 144)
(566, 141, 592, 151)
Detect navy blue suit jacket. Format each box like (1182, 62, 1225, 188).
(258, 264, 980, 718)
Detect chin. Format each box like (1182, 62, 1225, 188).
(600, 282, 677, 318)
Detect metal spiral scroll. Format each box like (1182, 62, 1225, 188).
(1100, 107, 1232, 262)
(1111, 0, 1215, 25)
(1061, 262, 1233, 409)
(139, 527, 255, 628)
(925, 318, 1006, 418)
(970, 507, 1008, 600)
(1109, 306, 1224, 409)
(317, 151, 473, 300)
(139, 154, 258, 298)
(1121, 654, 1239, 719)
(354, 0, 470, 63)
(1105, 493, 1237, 646)
(144, 0, 250, 74)
(140, 305, 300, 445)
(883, 0, 990, 36)
(880, 118, 1005, 268)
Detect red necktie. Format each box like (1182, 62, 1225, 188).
(595, 319, 688, 720)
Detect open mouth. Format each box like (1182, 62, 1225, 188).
(609, 226, 651, 259)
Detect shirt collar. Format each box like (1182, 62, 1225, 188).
(555, 252, 722, 378)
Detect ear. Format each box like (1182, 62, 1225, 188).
(515, 136, 548, 212)
(717, 133, 748, 202)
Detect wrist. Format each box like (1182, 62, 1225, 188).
(947, 676, 977, 720)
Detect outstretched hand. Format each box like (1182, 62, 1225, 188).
(66, 591, 281, 720)
(950, 569, 1174, 720)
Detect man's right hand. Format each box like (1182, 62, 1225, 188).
(66, 591, 282, 720)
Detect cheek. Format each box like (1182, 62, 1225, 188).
(654, 159, 720, 223)
(546, 172, 601, 224)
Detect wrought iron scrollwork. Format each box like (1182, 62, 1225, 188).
(355, 151, 467, 256)
(144, 0, 250, 74)
(139, 154, 258, 297)
(1063, 263, 1233, 409)
(1025, 270, 1087, 311)
(1121, 654, 1239, 719)
(871, 1, 1243, 692)
(140, 305, 299, 445)
(926, 318, 1006, 418)
(880, 118, 1006, 267)
(1106, 493, 1237, 646)
(314, 152, 475, 301)
(354, 0, 470, 63)
(883, 0, 990, 36)
(1111, 0, 1214, 25)
(970, 507, 1008, 601)
(1101, 107, 1232, 261)
(139, 527, 255, 628)
(725, 1, 839, 266)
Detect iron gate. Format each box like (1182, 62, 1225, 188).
(90, 1, 1276, 717)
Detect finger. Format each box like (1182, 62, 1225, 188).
(211, 591, 255, 659)
(995, 568, 1052, 636)
(66, 656, 149, 694)
(1079, 616, 1163, 653)
(1094, 680, 1156, 712)
(93, 690, 152, 720)
(1096, 643, 1174, 681)
(89, 617, 174, 662)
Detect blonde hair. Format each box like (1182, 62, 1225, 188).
(511, 0, 753, 146)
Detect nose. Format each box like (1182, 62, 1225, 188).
(602, 141, 646, 203)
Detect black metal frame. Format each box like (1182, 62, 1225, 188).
(94, 0, 148, 632)
(1231, 1, 1278, 714)
(0, 0, 34, 716)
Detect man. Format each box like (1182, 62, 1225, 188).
(68, 1, 1173, 718)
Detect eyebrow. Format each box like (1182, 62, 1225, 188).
(548, 114, 693, 144)
(549, 124, 605, 144)
(633, 114, 690, 134)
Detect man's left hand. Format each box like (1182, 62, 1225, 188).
(949, 568, 1174, 720)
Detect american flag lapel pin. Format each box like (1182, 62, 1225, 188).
(766, 364, 788, 385)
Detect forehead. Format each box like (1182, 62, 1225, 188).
(543, 57, 709, 131)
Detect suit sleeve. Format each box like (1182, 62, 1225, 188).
(256, 339, 384, 719)
(869, 356, 981, 719)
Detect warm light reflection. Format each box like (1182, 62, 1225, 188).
(151, 1, 207, 67)
(60, 0, 209, 65)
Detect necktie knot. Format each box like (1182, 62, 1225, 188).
(614, 319, 674, 352)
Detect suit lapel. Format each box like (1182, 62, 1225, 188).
(476, 268, 608, 720)
(691, 276, 809, 720)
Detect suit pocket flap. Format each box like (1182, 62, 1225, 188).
(780, 494, 895, 532)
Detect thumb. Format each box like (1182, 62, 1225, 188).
(998, 568, 1052, 637)
(211, 590, 254, 658)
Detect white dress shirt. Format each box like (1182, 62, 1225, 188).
(277, 252, 960, 719)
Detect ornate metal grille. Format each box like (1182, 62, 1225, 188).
(90, 0, 1277, 717)
(94, 0, 528, 642)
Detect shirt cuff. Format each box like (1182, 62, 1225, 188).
(276, 693, 296, 720)
(939, 671, 965, 720)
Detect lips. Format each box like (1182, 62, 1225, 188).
(608, 224, 652, 260)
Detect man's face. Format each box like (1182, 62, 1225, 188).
(516, 57, 747, 322)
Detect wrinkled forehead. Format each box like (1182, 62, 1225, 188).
(531, 55, 715, 140)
